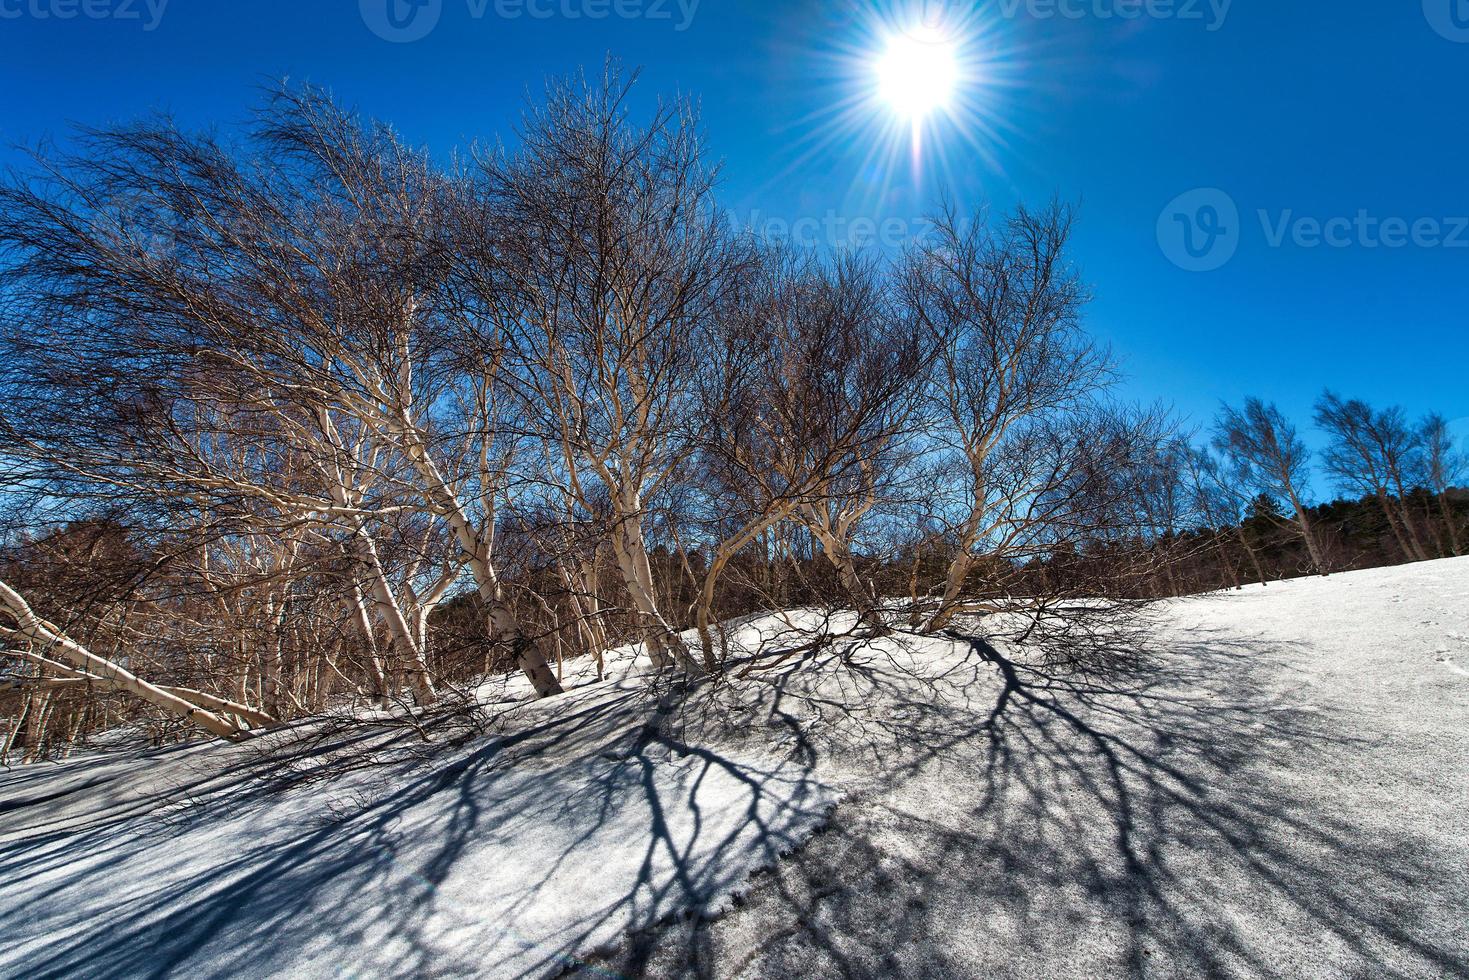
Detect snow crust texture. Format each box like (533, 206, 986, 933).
(0, 667, 836, 978)
(3, 558, 1468, 979)
(584, 559, 1469, 979)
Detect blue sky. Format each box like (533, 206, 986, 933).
(2, 0, 1467, 483)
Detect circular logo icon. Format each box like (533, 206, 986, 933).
(360, 0, 443, 43)
(1157, 188, 1241, 273)
(916, 0, 954, 33)
(1424, 0, 1469, 42)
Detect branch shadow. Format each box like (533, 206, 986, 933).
(578, 623, 1469, 978)
(0, 676, 835, 980)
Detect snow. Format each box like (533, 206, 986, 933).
(583, 559, 1469, 978)
(3, 559, 1468, 978)
(0, 664, 839, 978)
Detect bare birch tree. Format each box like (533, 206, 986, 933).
(458, 67, 738, 674)
(901, 202, 1115, 632)
(1213, 398, 1329, 574)
(0, 87, 566, 700)
(1314, 392, 1430, 562)
(1182, 446, 1270, 587)
(1421, 413, 1465, 557)
(687, 246, 928, 666)
(0, 577, 264, 739)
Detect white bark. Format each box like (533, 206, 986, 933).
(388, 416, 564, 697)
(0, 578, 253, 740)
(317, 407, 438, 704)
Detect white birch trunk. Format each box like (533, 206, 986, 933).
(393, 423, 564, 697)
(0, 579, 251, 740)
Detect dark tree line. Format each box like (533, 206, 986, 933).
(1121, 395, 1466, 601)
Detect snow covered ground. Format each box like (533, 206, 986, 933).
(2, 559, 1466, 978)
(0, 662, 837, 977)
(585, 558, 1469, 978)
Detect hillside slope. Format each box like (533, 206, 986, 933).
(2, 560, 1467, 978)
(585, 559, 1469, 978)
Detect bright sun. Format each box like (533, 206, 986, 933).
(876, 26, 959, 119)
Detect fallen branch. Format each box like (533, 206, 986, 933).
(0, 577, 255, 740)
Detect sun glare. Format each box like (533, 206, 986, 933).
(876, 26, 959, 119)
(761, 5, 1015, 198)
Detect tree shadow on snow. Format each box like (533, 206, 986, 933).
(578, 623, 1469, 979)
(0, 678, 833, 980)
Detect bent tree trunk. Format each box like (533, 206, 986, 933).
(451, 533, 563, 697)
(608, 522, 674, 669)
(830, 549, 881, 623)
(1375, 488, 1418, 562)
(392, 421, 564, 697)
(1389, 480, 1431, 562)
(483, 592, 562, 697)
(922, 484, 988, 634)
(351, 526, 438, 705)
(922, 550, 973, 634)
(1286, 493, 1329, 574)
(610, 519, 705, 674)
(1238, 525, 1269, 586)
(693, 507, 801, 671)
(439, 524, 566, 698)
(0, 578, 257, 740)
(1438, 492, 1463, 557)
(803, 509, 884, 628)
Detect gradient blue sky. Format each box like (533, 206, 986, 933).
(2, 0, 1466, 476)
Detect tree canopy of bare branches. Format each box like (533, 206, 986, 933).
(3, 71, 1460, 764)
